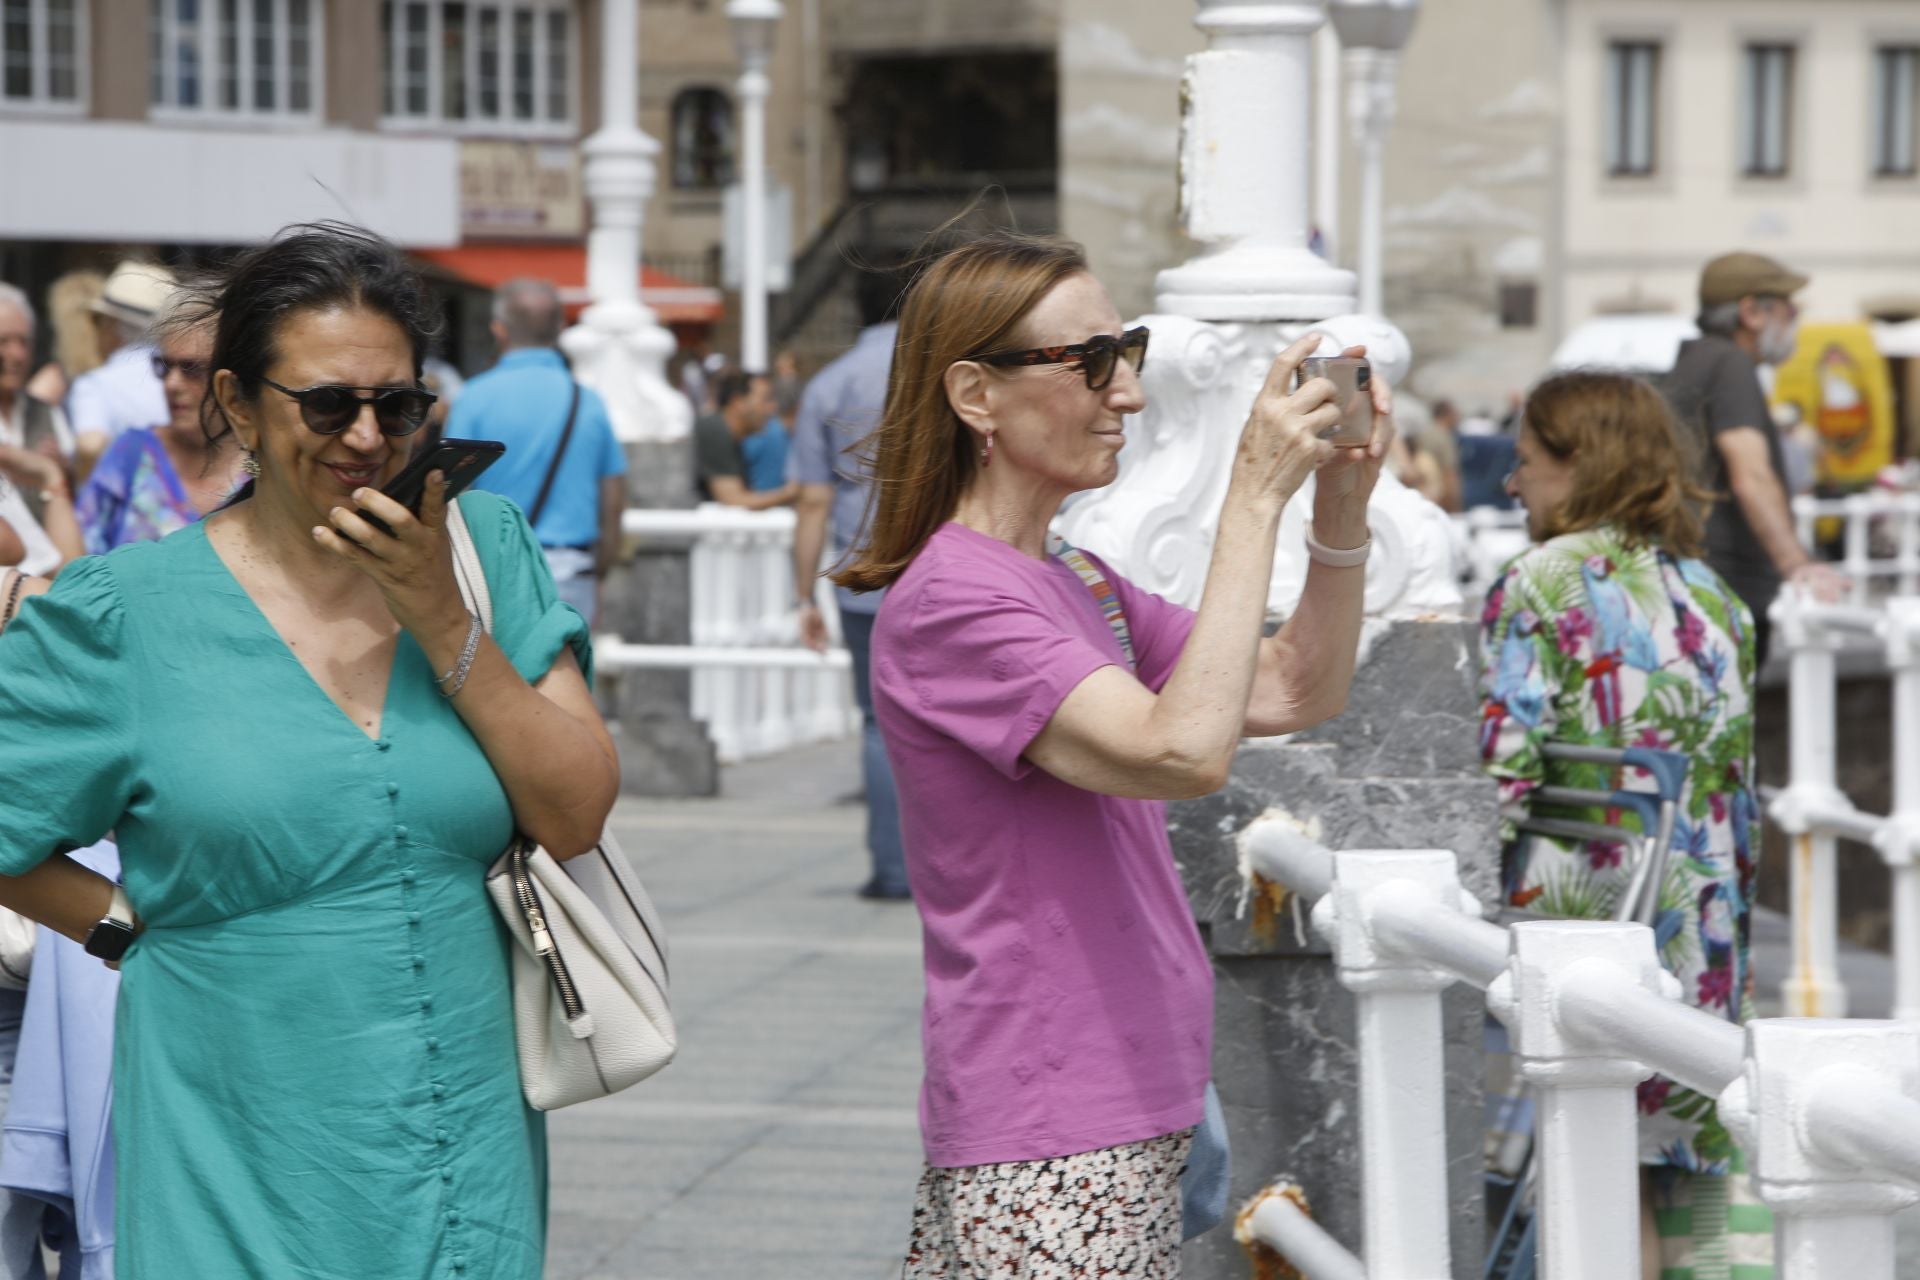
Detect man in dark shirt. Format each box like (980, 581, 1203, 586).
(692, 370, 794, 509)
(1662, 252, 1844, 664)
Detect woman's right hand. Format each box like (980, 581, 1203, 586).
(1235, 333, 1341, 506)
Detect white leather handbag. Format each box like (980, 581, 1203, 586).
(447, 500, 678, 1110)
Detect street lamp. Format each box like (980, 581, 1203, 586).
(727, 0, 783, 375)
(1328, 0, 1421, 317)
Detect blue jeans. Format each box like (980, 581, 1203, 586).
(543, 546, 597, 629)
(839, 608, 908, 895)
(0, 988, 47, 1278)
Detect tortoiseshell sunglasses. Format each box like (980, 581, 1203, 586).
(976, 326, 1150, 392)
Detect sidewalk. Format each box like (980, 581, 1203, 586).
(545, 740, 924, 1280)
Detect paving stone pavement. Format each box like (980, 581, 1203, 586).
(546, 740, 923, 1280)
(544, 739, 1920, 1278)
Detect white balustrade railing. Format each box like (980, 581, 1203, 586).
(1454, 492, 1920, 609)
(606, 506, 854, 763)
(1236, 818, 1920, 1280)
(1768, 591, 1920, 1021)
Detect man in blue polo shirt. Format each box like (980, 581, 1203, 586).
(450, 277, 626, 626)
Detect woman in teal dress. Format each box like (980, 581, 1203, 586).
(0, 224, 620, 1279)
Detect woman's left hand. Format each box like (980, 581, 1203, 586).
(313, 474, 467, 639)
(1313, 343, 1397, 537)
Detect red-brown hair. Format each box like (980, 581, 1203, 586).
(1524, 370, 1713, 559)
(832, 231, 1089, 593)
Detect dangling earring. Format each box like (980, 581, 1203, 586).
(980, 434, 994, 469)
(240, 445, 261, 478)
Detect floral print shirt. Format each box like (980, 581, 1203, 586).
(1479, 524, 1758, 1172)
(74, 428, 211, 555)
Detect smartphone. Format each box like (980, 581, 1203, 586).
(360, 437, 506, 535)
(1297, 356, 1374, 448)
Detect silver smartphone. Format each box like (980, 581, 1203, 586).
(1298, 356, 1374, 447)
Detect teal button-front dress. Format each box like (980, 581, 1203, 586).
(0, 491, 589, 1279)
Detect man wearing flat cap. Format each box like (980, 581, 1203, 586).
(64, 260, 174, 478)
(1664, 251, 1845, 665)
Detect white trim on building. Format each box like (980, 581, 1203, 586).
(0, 0, 87, 114)
(147, 0, 325, 124)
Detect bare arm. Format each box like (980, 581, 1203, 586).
(595, 474, 624, 581)
(1243, 503, 1370, 735)
(0, 445, 83, 568)
(707, 474, 798, 512)
(1718, 426, 1813, 577)
(792, 483, 833, 651)
(1025, 336, 1381, 800)
(0, 519, 21, 567)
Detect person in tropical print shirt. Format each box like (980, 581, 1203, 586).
(1480, 370, 1769, 1280)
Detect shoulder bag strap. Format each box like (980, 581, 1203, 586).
(1054, 540, 1135, 670)
(526, 381, 583, 531)
(443, 498, 495, 634)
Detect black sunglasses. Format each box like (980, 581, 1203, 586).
(151, 354, 210, 381)
(977, 326, 1150, 392)
(259, 377, 436, 437)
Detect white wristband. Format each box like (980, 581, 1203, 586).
(1304, 522, 1371, 568)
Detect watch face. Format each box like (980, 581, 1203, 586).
(84, 920, 135, 963)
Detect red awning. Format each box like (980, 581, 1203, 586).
(413, 243, 724, 326)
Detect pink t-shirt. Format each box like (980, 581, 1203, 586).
(872, 522, 1213, 1168)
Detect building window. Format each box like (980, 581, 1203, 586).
(149, 0, 316, 116)
(671, 86, 733, 189)
(1605, 40, 1660, 177)
(382, 0, 574, 132)
(1741, 43, 1795, 178)
(1499, 282, 1538, 330)
(3, 0, 83, 108)
(1877, 46, 1919, 177)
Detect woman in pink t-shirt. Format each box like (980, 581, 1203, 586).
(833, 232, 1394, 1279)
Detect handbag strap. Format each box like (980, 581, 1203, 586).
(444, 498, 495, 634)
(526, 381, 582, 530)
(1051, 537, 1134, 670)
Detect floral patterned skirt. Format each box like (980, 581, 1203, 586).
(903, 1130, 1194, 1279)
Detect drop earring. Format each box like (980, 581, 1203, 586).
(240, 444, 261, 477)
(980, 434, 994, 469)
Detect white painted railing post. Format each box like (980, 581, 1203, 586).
(1879, 597, 1920, 1022)
(1844, 494, 1874, 607)
(1769, 592, 1852, 1018)
(1493, 920, 1672, 1280)
(1896, 494, 1920, 597)
(1314, 850, 1465, 1279)
(1722, 1020, 1920, 1280)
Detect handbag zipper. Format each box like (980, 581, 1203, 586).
(512, 846, 587, 1024)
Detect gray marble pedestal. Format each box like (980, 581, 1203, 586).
(597, 438, 719, 797)
(1173, 618, 1499, 1279)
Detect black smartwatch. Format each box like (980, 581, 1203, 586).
(83, 884, 137, 963)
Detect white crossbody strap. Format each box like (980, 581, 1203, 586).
(443, 498, 495, 634)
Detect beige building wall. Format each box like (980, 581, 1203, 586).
(1344, 0, 1559, 409)
(90, 0, 149, 122)
(1056, 0, 1198, 324)
(1561, 0, 1920, 328)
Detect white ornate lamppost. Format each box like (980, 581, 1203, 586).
(558, 0, 691, 442)
(727, 0, 782, 375)
(1329, 0, 1421, 318)
(1057, 0, 1458, 620)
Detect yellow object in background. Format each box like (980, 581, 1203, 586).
(1771, 323, 1897, 489)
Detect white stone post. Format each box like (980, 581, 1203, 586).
(727, 0, 782, 374)
(1313, 24, 1341, 264)
(1154, 1, 1357, 321)
(1316, 850, 1463, 1279)
(1769, 593, 1854, 1018)
(1880, 598, 1920, 1022)
(1726, 1019, 1920, 1280)
(1328, 1, 1420, 318)
(1495, 921, 1671, 1280)
(558, 0, 692, 442)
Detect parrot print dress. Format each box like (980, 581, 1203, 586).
(1479, 524, 1758, 1173)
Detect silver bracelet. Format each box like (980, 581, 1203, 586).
(1304, 522, 1371, 569)
(435, 612, 483, 698)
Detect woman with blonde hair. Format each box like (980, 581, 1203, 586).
(837, 231, 1393, 1277)
(1480, 369, 1766, 1279)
